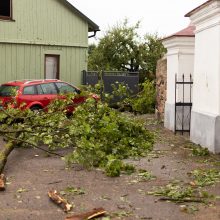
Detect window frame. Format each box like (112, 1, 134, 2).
(39, 83, 58, 95)
(0, 0, 13, 21)
(55, 82, 78, 94)
(0, 85, 19, 97)
(22, 85, 38, 95)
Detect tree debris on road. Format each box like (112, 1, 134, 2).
(0, 173, 6, 191)
(48, 190, 72, 212)
(65, 207, 106, 220)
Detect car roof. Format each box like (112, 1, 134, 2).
(2, 79, 62, 86)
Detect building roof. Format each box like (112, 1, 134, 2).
(162, 25, 195, 41)
(185, 0, 213, 17)
(61, 0, 100, 32)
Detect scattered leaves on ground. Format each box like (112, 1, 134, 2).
(60, 186, 85, 196)
(184, 143, 210, 156)
(147, 182, 195, 201)
(137, 169, 156, 182)
(16, 188, 28, 193)
(189, 169, 220, 187)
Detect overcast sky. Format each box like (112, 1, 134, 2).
(68, 0, 206, 41)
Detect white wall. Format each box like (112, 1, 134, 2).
(163, 37, 195, 104)
(189, 0, 220, 153)
(193, 25, 220, 115)
(178, 53, 194, 103)
(166, 51, 178, 103)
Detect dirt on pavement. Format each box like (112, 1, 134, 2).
(0, 114, 220, 220)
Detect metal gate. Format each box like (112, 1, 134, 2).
(82, 70, 139, 93)
(175, 74, 193, 134)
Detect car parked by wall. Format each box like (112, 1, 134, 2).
(0, 79, 99, 111)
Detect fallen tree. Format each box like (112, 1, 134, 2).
(0, 98, 71, 174)
(0, 92, 154, 182)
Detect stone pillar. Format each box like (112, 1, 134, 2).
(162, 34, 195, 131)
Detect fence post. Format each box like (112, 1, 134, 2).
(82, 70, 87, 85)
(99, 70, 104, 102)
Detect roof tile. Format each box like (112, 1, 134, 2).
(162, 25, 195, 41)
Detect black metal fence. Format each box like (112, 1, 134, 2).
(175, 74, 193, 134)
(82, 70, 139, 95)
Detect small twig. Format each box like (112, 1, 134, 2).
(159, 197, 205, 203)
(32, 145, 64, 157)
(0, 108, 15, 119)
(48, 180, 63, 185)
(4, 135, 64, 157)
(0, 129, 35, 134)
(1, 106, 65, 121)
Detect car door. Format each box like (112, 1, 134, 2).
(35, 83, 58, 108)
(19, 85, 38, 108)
(55, 82, 85, 110)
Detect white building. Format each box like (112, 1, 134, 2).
(163, 0, 220, 153)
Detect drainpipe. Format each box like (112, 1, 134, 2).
(88, 31, 97, 38)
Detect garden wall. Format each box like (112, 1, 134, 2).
(156, 58, 167, 120)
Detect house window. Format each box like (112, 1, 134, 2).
(0, 0, 12, 20)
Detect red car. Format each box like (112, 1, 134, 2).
(0, 79, 98, 111)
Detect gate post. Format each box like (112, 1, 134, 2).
(162, 26, 195, 132)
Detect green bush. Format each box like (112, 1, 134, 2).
(130, 80, 156, 114)
(81, 80, 156, 114)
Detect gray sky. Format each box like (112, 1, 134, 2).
(68, 0, 206, 40)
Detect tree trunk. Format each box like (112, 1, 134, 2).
(0, 142, 15, 174)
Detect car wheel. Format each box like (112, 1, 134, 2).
(30, 106, 42, 112)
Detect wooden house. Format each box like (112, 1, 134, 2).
(0, 0, 99, 85)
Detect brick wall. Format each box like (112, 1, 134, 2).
(156, 58, 167, 120)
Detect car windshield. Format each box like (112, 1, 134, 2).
(0, 85, 19, 97)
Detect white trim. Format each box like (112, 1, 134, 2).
(163, 37, 195, 49)
(194, 21, 220, 33)
(190, 0, 220, 27)
(166, 52, 195, 56)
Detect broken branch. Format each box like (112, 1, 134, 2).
(0, 142, 15, 174)
(65, 207, 107, 220)
(4, 134, 63, 157)
(159, 197, 205, 203)
(48, 189, 72, 212)
(0, 174, 6, 191)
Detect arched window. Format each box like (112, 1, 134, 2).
(0, 0, 12, 20)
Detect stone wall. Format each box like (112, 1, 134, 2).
(156, 58, 167, 120)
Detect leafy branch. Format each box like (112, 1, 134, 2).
(0, 91, 154, 180)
